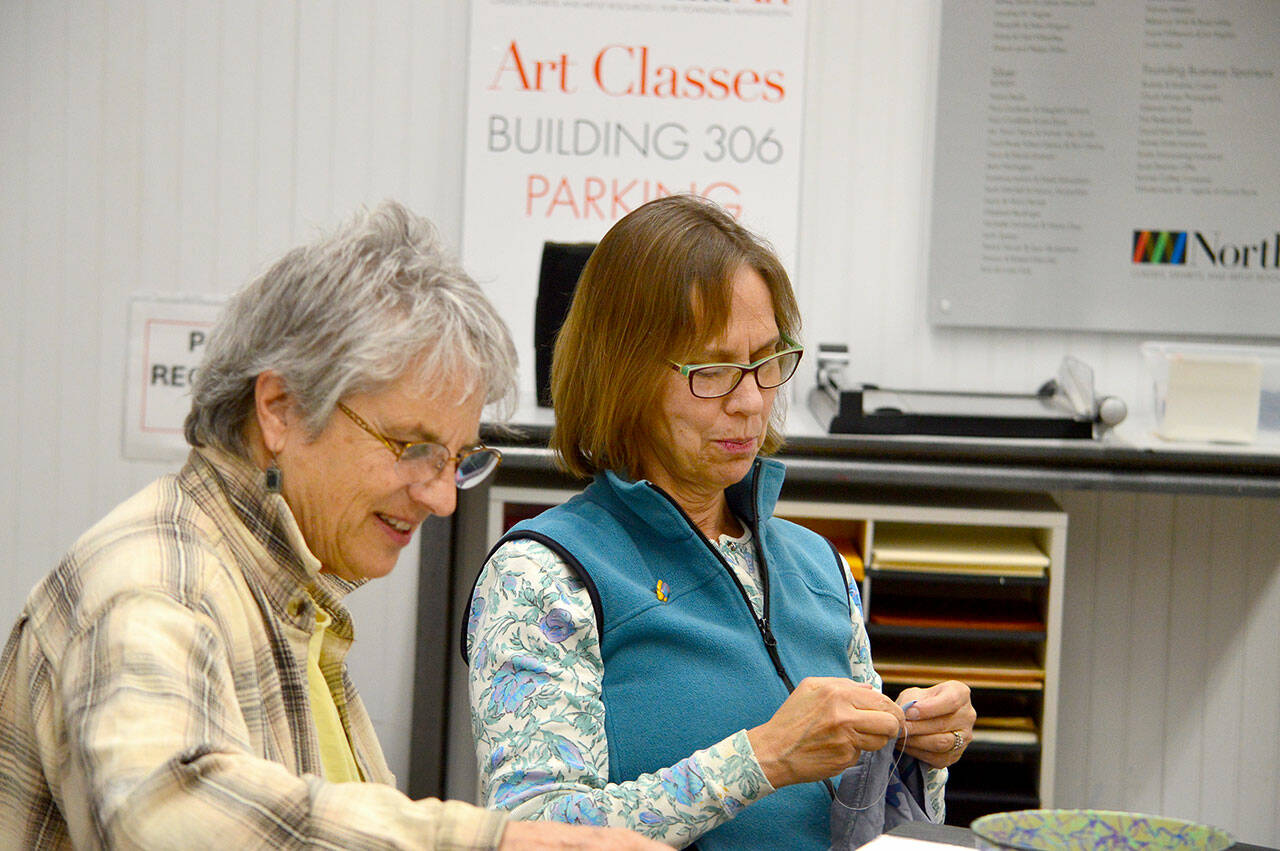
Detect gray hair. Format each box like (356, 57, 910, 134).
(184, 200, 517, 458)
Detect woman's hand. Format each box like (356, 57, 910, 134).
(895, 680, 976, 769)
(746, 678, 904, 789)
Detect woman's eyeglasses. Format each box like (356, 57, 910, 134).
(336, 402, 501, 490)
(668, 335, 804, 399)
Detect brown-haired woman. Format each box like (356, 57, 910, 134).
(464, 195, 974, 850)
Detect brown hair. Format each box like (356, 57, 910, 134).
(550, 194, 800, 479)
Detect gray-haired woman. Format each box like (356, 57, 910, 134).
(0, 201, 663, 851)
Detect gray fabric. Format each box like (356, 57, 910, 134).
(829, 741, 930, 850)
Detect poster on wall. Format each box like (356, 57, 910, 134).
(462, 0, 808, 402)
(927, 0, 1280, 337)
(123, 294, 225, 461)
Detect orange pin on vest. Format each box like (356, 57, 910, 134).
(655, 579, 670, 602)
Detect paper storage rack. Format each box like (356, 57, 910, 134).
(487, 486, 1066, 826)
(777, 493, 1066, 826)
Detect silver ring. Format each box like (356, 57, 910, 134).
(951, 730, 965, 752)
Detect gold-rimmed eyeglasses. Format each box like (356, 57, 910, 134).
(336, 402, 501, 490)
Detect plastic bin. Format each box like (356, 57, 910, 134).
(1141, 341, 1280, 444)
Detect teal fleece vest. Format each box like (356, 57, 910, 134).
(500, 459, 853, 851)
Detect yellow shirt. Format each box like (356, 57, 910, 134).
(307, 606, 363, 783)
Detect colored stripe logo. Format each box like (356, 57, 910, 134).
(1133, 230, 1187, 264)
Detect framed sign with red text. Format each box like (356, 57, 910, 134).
(461, 0, 808, 402)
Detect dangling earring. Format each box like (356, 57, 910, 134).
(265, 454, 283, 494)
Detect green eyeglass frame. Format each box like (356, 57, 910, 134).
(668, 333, 805, 399)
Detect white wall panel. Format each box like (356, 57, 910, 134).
(1202, 498, 1249, 834)
(1049, 491, 1096, 808)
(1052, 491, 1280, 846)
(215, 0, 261, 289)
(370, 1, 412, 198)
(140, 1, 183, 298)
(19, 0, 68, 604)
(1162, 496, 1215, 816)
(331, 0, 374, 210)
(254, 1, 300, 262)
(415, 0, 481, 247)
(1083, 491, 1134, 808)
(2, 0, 1277, 842)
(0, 0, 27, 604)
(1239, 500, 1280, 842)
(96, 0, 151, 510)
(1123, 493, 1173, 817)
(294, 0, 338, 228)
(178, 1, 219, 292)
(62, 0, 107, 542)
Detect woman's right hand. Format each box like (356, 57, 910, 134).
(746, 678, 904, 789)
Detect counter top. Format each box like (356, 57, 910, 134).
(486, 400, 1280, 498)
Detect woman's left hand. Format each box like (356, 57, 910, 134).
(894, 680, 975, 769)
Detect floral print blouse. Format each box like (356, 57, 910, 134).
(466, 529, 946, 847)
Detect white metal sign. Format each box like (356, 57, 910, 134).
(124, 294, 225, 461)
(928, 0, 1280, 336)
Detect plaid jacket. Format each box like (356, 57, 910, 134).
(0, 447, 505, 850)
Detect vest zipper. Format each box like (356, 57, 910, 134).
(745, 470, 794, 690)
(646, 476, 837, 801)
(741, 473, 838, 801)
(645, 483, 785, 675)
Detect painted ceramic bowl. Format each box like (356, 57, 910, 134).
(970, 809, 1233, 850)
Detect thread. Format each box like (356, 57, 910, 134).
(831, 699, 916, 814)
